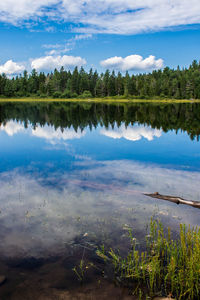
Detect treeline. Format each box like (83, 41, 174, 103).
(0, 60, 200, 99)
(0, 102, 200, 140)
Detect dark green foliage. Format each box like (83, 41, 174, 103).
(52, 91, 62, 98)
(79, 90, 93, 98)
(0, 60, 200, 99)
(71, 92, 78, 98)
(61, 89, 72, 98)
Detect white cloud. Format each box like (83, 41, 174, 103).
(0, 60, 25, 75)
(42, 43, 62, 49)
(0, 1, 200, 34)
(101, 124, 162, 141)
(0, 0, 58, 24)
(74, 34, 92, 40)
(43, 34, 93, 56)
(45, 47, 72, 56)
(31, 55, 86, 71)
(101, 55, 163, 71)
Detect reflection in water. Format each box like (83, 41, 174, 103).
(32, 125, 85, 142)
(0, 159, 200, 259)
(101, 124, 162, 141)
(0, 121, 86, 143)
(1, 120, 161, 143)
(0, 102, 200, 298)
(0, 120, 24, 136)
(0, 101, 200, 139)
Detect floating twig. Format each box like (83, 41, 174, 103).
(144, 192, 200, 209)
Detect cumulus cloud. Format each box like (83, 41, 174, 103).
(0, 60, 25, 75)
(101, 124, 162, 141)
(0, 1, 200, 34)
(101, 55, 163, 71)
(31, 55, 86, 71)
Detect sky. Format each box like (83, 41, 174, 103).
(0, 0, 200, 75)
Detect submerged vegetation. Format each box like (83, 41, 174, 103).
(97, 219, 200, 299)
(0, 60, 200, 99)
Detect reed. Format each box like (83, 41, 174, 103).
(72, 259, 86, 281)
(97, 218, 200, 299)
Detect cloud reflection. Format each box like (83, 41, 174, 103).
(0, 159, 199, 259)
(32, 125, 86, 143)
(0, 121, 86, 143)
(100, 124, 162, 141)
(0, 120, 24, 136)
(1, 121, 161, 144)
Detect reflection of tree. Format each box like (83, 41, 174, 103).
(0, 102, 200, 141)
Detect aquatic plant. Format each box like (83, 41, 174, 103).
(72, 259, 99, 282)
(97, 219, 200, 299)
(72, 259, 87, 281)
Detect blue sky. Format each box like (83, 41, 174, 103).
(0, 0, 200, 75)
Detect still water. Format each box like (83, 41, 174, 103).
(0, 101, 200, 299)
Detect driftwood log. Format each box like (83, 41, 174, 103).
(144, 192, 200, 209)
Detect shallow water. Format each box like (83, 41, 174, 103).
(0, 101, 200, 299)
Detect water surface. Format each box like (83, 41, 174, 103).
(0, 101, 200, 299)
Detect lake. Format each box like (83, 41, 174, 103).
(0, 101, 200, 299)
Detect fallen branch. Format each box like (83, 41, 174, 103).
(144, 192, 200, 209)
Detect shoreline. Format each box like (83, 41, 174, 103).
(0, 98, 200, 104)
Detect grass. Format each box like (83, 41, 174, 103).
(97, 219, 200, 299)
(0, 97, 200, 104)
